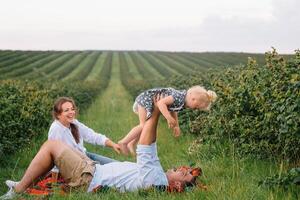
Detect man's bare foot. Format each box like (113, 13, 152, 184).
(118, 141, 129, 156)
(127, 143, 136, 157)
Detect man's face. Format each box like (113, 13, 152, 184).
(166, 167, 194, 183)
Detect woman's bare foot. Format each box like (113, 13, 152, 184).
(118, 141, 129, 156)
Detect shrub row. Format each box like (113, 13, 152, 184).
(0, 52, 33, 69)
(50, 52, 89, 80)
(5, 53, 63, 78)
(32, 53, 76, 80)
(0, 52, 49, 76)
(118, 52, 153, 100)
(0, 79, 105, 161)
(162, 49, 300, 161)
(0, 80, 52, 160)
(163, 52, 200, 71)
(139, 52, 173, 77)
(75, 52, 101, 81)
(98, 52, 113, 89)
(130, 52, 159, 80)
(259, 167, 300, 190)
(150, 52, 194, 74)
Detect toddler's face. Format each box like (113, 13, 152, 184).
(188, 93, 210, 110)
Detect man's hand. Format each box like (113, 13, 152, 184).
(153, 93, 164, 105)
(153, 93, 165, 113)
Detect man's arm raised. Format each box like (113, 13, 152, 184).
(138, 95, 161, 145)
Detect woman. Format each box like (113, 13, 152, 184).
(49, 96, 120, 166)
(3, 97, 121, 191)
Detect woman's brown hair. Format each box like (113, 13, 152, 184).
(52, 97, 80, 143)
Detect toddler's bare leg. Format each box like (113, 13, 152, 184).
(119, 106, 146, 155)
(118, 125, 142, 155)
(127, 138, 139, 156)
(14, 140, 69, 193)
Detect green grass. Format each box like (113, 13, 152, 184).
(79, 51, 138, 162)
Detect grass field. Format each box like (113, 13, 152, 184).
(0, 50, 297, 199)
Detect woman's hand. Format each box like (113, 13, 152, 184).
(112, 143, 121, 154)
(105, 139, 121, 154)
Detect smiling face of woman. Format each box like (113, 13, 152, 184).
(57, 102, 76, 127)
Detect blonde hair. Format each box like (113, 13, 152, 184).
(187, 86, 217, 111)
(207, 90, 217, 103)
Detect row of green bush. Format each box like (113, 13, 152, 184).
(162, 49, 300, 162)
(0, 80, 52, 161)
(118, 52, 153, 100)
(0, 79, 105, 162)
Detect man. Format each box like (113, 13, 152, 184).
(1, 101, 200, 199)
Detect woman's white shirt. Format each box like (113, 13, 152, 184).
(48, 119, 108, 172)
(48, 119, 108, 153)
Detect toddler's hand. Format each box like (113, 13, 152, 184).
(173, 126, 181, 137)
(167, 117, 176, 129)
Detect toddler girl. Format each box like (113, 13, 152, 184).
(118, 86, 217, 155)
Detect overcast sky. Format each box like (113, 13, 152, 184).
(0, 0, 299, 53)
